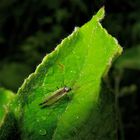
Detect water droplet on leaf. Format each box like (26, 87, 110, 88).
(37, 119, 40, 122)
(76, 116, 79, 119)
(42, 116, 46, 120)
(39, 129, 46, 136)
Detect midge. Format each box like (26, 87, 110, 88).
(39, 86, 71, 108)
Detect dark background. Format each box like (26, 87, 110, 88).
(0, 0, 140, 139)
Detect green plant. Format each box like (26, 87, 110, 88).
(0, 88, 15, 124)
(0, 8, 122, 140)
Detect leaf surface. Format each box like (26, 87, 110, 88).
(0, 88, 15, 125)
(5, 7, 122, 140)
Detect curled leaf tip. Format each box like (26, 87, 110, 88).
(93, 6, 105, 21)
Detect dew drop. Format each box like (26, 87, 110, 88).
(14, 108, 18, 112)
(36, 119, 40, 122)
(80, 98, 84, 101)
(39, 129, 46, 136)
(73, 51, 76, 54)
(42, 116, 46, 121)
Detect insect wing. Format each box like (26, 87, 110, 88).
(39, 87, 69, 107)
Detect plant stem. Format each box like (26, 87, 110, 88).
(114, 73, 125, 140)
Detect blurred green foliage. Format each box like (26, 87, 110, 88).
(0, 0, 140, 139)
(0, 88, 15, 124)
(115, 46, 140, 70)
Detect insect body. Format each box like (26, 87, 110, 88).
(39, 86, 71, 108)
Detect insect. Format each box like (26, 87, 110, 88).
(39, 86, 72, 108)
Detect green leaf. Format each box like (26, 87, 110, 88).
(0, 112, 20, 140)
(0, 88, 15, 125)
(1, 7, 122, 140)
(115, 46, 140, 70)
